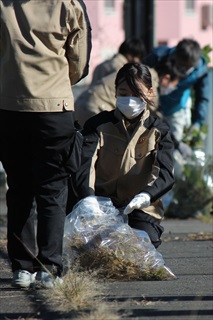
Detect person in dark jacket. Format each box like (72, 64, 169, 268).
(73, 63, 175, 248)
(143, 38, 209, 141)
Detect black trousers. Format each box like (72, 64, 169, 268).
(0, 110, 75, 276)
(128, 210, 164, 248)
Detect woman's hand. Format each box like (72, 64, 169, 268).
(124, 193, 151, 215)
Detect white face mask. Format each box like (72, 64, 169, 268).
(160, 85, 176, 96)
(116, 96, 146, 119)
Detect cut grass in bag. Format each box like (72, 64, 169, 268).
(63, 196, 176, 281)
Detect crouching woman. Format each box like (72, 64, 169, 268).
(73, 62, 175, 248)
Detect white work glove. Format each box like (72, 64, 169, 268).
(81, 195, 103, 214)
(124, 193, 151, 215)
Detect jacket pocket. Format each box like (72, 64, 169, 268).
(131, 139, 156, 160)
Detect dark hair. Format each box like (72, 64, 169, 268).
(118, 38, 147, 61)
(115, 63, 153, 106)
(156, 55, 183, 80)
(174, 38, 201, 68)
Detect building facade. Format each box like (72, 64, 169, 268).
(81, 0, 213, 156)
(83, 0, 125, 83)
(83, 0, 213, 79)
(155, 0, 213, 54)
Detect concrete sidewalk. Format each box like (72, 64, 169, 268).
(104, 218, 213, 320)
(0, 217, 212, 320)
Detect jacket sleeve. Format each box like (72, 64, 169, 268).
(142, 121, 175, 202)
(66, 0, 92, 85)
(73, 125, 100, 199)
(192, 71, 209, 124)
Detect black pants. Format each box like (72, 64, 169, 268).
(0, 110, 76, 276)
(128, 210, 164, 248)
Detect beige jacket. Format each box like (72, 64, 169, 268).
(75, 71, 116, 126)
(75, 108, 174, 220)
(0, 0, 92, 112)
(91, 53, 128, 85)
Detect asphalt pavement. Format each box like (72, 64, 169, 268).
(0, 184, 212, 320)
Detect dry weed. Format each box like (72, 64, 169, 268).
(66, 236, 175, 281)
(46, 267, 103, 311)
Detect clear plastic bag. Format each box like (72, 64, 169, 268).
(63, 196, 176, 280)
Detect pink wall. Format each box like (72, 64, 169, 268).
(84, 0, 125, 82)
(81, 0, 213, 84)
(156, 0, 213, 64)
(155, 0, 180, 45)
(180, 0, 213, 49)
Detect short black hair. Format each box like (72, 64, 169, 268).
(156, 55, 183, 80)
(174, 38, 201, 69)
(118, 38, 147, 61)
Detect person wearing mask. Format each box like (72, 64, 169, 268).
(0, 0, 91, 289)
(143, 38, 209, 141)
(74, 38, 159, 127)
(73, 63, 175, 249)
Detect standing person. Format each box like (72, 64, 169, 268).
(73, 63, 175, 248)
(143, 38, 209, 141)
(0, 0, 91, 289)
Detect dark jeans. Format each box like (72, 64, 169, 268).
(128, 210, 164, 248)
(0, 110, 76, 276)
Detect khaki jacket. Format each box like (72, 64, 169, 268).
(75, 71, 117, 126)
(75, 108, 174, 220)
(0, 0, 92, 112)
(91, 53, 128, 85)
